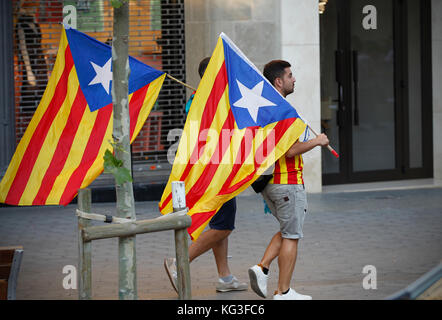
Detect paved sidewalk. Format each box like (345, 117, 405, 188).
(1, 187, 441, 300)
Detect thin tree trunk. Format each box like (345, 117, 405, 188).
(112, 0, 137, 300)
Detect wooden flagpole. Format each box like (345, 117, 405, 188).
(306, 124, 339, 158)
(166, 73, 197, 91)
(166, 74, 339, 158)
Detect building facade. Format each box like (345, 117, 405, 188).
(1, 0, 441, 196)
(1, 0, 187, 175)
(185, 0, 441, 192)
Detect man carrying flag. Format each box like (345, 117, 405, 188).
(248, 60, 329, 300)
(159, 32, 308, 239)
(0, 26, 165, 206)
(159, 33, 318, 292)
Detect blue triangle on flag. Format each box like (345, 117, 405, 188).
(65, 27, 164, 112)
(221, 34, 301, 129)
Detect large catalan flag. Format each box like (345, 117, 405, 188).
(159, 33, 307, 240)
(0, 27, 165, 206)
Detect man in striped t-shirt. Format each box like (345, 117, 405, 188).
(248, 60, 329, 300)
(270, 151, 304, 185)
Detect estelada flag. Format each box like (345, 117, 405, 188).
(0, 26, 165, 206)
(159, 33, 307, 240)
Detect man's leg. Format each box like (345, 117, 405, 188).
(165, 198, 246, 293)
(189, 229, 231, 263)
(248, 231, 282, 298)
(210, 234, 248, 292)
(259, 231, 282, 269)
(165, 228, 234, 294)
(212, 236, 231, 277)
(277, 238, 298, 294)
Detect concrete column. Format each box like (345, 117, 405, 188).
(280, 0, 322, 193)
(185, 0, 280, 93)
(432, 0, 442, 184)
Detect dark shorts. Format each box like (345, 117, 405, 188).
(209, 197, 237, 231)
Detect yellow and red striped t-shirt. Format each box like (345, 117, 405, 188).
(270, 153, 304, 185)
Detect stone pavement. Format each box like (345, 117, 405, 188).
(0, 187, 441, 300)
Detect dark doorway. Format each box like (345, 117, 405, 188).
(320, 0, 433, 184)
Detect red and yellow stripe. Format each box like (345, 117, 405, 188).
(270, 154, 304, 185)
(159, 37, 306, 240)
(0, 29, 165, 206)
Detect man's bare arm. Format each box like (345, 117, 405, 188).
(286, 133, 329, 158)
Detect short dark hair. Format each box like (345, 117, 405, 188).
(198, 57, 211, 78)
(263, 60, 291, 85)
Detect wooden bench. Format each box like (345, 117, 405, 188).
(0, 246, 24, 300)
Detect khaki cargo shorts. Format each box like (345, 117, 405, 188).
(262, 184, 307, 239)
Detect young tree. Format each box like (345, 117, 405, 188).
(106, 0, 137, 299)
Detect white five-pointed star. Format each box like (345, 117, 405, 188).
(233, 80, 276, 123)
(88, 58, 112, 95)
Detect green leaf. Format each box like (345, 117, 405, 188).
(110, 0, 124, 9)
(104, 149, 122, 168)
(103, 149, 133, 185)
(110, 139, 129, 155)
(113, 167, 133, 185)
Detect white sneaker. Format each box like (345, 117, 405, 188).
(273, 288, 312, 300)
(164, 257, 178, 293)
(248, 265, 268, 298)
(216, 276, 248, 292)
